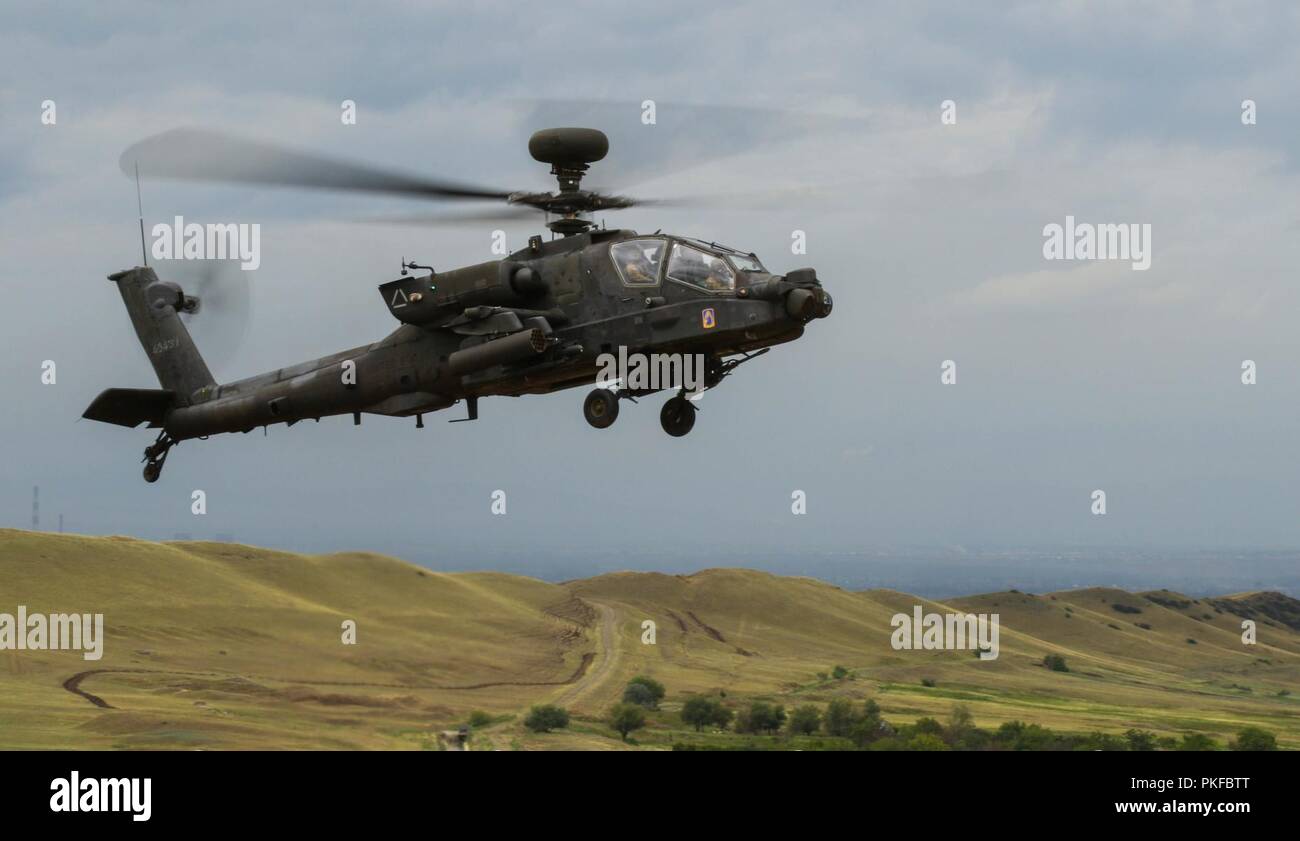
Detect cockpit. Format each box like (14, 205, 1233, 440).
(609, 236, 766, 293)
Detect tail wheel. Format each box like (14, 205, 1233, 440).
(583, 388, 620, 429)
(660, 395, 696, 437)
(143, 462, 162, 483)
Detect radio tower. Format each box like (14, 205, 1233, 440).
(31, 486, 39, 530)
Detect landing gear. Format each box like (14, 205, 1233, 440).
(659, 395, 697, 437)
(583, 388, 620, 429)
(141, 431, 175, 483)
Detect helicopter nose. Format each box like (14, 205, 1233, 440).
(811, 287, 832, 318)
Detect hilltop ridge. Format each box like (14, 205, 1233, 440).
(1, 530, 1296, 749)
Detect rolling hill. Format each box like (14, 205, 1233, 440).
(1, 529, 1296, 749)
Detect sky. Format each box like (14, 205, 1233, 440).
(1, 2, 1299, 584)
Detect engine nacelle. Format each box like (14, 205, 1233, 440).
(378, 260, 549, 326)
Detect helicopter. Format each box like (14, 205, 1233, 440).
(83, 126, 833, 482)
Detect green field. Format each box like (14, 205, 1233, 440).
(1, 529, 1296, 750)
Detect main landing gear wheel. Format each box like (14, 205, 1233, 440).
(583, 388, 620, 429)
(660, 395, 696, 437)
(141, 431, 175, 483)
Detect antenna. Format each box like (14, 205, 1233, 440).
(135, 162, 148, 266)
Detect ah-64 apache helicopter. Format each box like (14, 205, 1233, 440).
(84, 125, 833, 482)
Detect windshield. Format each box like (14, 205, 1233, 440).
(678, 237, 764, 273)
(610, 238, 665, 285)
(666, 243, 736, 292)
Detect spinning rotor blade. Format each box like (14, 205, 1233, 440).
(357, 205, 542, 227)
(122, 128, 515, 202)
(166, 259, 251, 375)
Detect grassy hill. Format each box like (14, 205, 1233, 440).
(1, 529, 1296, 750)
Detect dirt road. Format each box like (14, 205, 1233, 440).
(550, 601, 619, 711)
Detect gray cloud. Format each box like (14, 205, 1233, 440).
(2, 2, 1299, 580)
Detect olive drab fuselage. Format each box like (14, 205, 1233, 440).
(86, 226, 831, 481)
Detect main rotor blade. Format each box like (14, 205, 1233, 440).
(357, 205, 542, 227)
(122, 128, 514, 202)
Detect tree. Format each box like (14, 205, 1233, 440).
(1231, 726, 1277, 751)
(823, 698, 855, 737)
(849, 716, 883, 748)
(623, 682, 657, 708)
(624, 676, 665, 709)
(711, 703, 734, 730)
(911, 717, 945, 738)
(1178, 733, 1219, 751)
(608, 703, 647, 741)
(523, 705, 570, 733)
(1043, 653, 1069, 672)
(681, 696, 721, 732)
(787, 704, 821, 736)
(906, 733, 949, 751)
(1124, 729, 1157, 751)
(467, 710, 493, 729)
(946, 704, 976, 746)
(830, 665, 849, 680)
(746, 701, 786, 735)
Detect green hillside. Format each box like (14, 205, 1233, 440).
(1, 530, 1295, 750)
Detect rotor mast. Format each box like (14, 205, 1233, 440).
(526, 128, 610, 236)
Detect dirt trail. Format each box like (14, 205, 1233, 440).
(63, 671, 115, 709)
(550, 601, 619, 711)
(60, 650, 601, 710)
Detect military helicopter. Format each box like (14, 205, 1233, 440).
(84, 126, 833, 482)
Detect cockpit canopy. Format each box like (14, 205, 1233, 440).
(609, 236, 766, 292)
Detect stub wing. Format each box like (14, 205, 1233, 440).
(83, 388, 175, 428)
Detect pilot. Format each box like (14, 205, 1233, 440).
(623, 249, 658, 283)
(702, 257, 732, 291)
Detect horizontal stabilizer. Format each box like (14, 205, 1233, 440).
(83, 388, 175, 428)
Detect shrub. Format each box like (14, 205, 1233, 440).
(911, 717, 945, 738)
(523, 704, 570, 733)
(1124, 729, 1157, 751)
(1230, 727, 1277, 751)
(906, 733, 949, 751)
(467, 710, 493, 729)
(1043, 653, 1069, 672)
(830, 665, 849, 680)
(920, 677, 937, 687)
(1179, 732, 1219, 751)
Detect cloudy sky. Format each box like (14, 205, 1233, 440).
(2, 2, 1298, 580)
